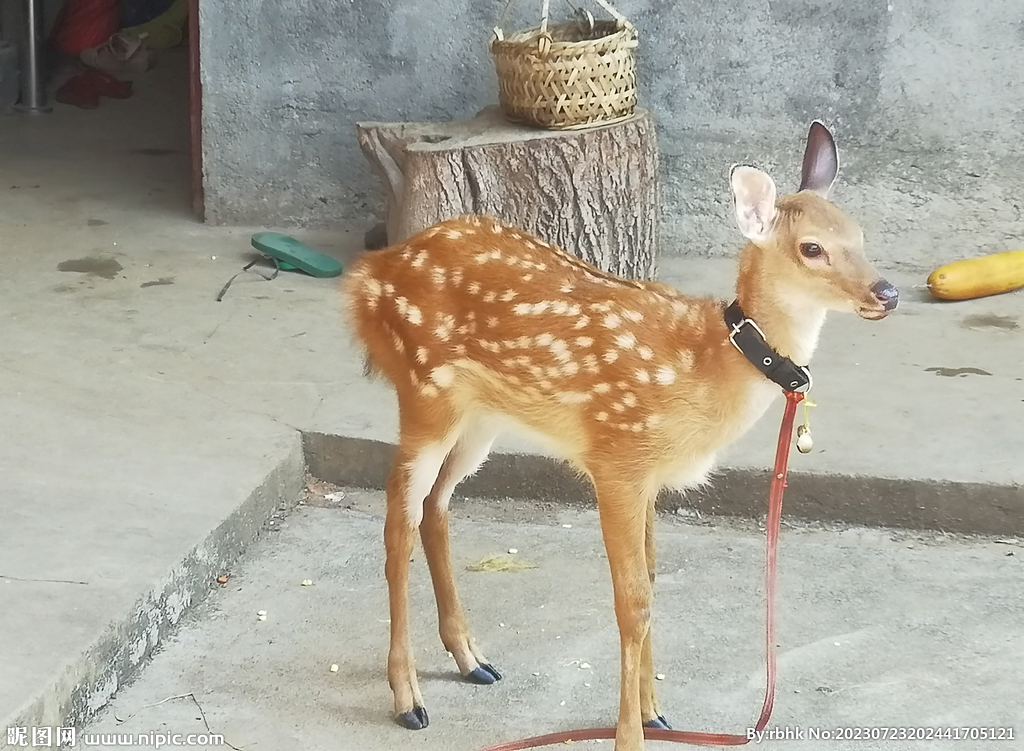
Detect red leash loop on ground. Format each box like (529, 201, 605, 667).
(481, 391, 805, 751)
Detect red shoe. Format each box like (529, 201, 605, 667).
(81, 68, 133, 99)
(55, 74, 100, 109)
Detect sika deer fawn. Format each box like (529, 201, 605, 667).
(343, 122, 897, 751)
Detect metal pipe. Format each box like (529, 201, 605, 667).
(17, 0, 51, 113)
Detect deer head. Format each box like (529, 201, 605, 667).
(731, 121, 898, 322)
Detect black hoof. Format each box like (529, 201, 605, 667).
(466, 664, 503, 684)
(396, 706, 429, 730)
(644, 715, 672, 730)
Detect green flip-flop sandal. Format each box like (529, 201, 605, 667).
(250, 232, 344, 277)
(216, 232, 344, 301)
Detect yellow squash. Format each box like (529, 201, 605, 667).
(926, 249, 1024, 301)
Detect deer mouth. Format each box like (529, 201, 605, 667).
(857, 307, 891, 321)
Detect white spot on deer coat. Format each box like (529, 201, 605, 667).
(435, 314, 456, 341)
(615, 333, 636, 349)
(430, 365, 455, 387)
(655, 366, 676, 384)
(550, 340, 570, 361)
(395, 297, 423, 325)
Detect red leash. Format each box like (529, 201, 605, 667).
(482, 391, 805, 750)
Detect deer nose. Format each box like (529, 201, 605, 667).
(870, 279, 899, 310)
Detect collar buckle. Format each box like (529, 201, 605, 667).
(724, 301, 814, 394)
(728, 316, 766, 353)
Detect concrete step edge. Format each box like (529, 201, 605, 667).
(303, 432, 1023, 538)
(4, 438, 307, 741)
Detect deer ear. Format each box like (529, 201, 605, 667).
(731, 165, 777, 244)
(799, 120, 839, 197)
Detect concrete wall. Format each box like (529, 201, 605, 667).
(199, 0, 1024, 267)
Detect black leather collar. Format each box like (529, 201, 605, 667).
(724, 301, 812, 393)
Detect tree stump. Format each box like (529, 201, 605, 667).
(356, 106, 660, 280)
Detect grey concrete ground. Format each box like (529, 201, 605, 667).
(1, 42, 1023, 751)
(81, 489, 1023, 751)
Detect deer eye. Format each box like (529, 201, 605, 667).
(800, 242, 824, 259)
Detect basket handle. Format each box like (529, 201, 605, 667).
(493, 0, 632, 42)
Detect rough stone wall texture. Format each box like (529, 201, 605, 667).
(199, 0, 1024, 266)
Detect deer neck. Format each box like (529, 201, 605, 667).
(734, 243, 827, 367)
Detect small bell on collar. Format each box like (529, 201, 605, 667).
(796, 424, 814, 453)
(795, 395, 816, 454)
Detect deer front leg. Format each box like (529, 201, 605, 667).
(384, 439, 453, 730)
(419, 422, 502, 684)
(640, 496, 671, 730)
(596, 481, 655, 751)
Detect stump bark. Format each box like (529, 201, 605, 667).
(356, 106, 660, 280)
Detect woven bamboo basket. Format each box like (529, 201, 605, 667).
(490, 0, 638, 130)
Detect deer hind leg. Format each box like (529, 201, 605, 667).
(595, 477, 656, 751)
(384, 399, 461, 731)
(419, 417, 502, 685)
(640, 494, 671, 730)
